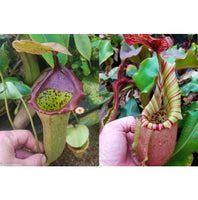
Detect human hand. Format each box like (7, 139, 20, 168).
(0, 130, 46, 166)
(99, 116, 141, 166)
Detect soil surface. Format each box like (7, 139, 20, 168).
(50, 124, 99, 166)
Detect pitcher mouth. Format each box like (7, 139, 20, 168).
(149, 107, 167, 124)
(36, 88, 73, 112)
(141, 106, 174, 131)
(29, 61, 86, 115)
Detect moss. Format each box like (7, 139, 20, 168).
(82, 72, 99, 105)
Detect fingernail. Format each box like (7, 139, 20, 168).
(41, 155, 46, 165)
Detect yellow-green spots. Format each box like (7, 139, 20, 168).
(36, 88, 73, 112)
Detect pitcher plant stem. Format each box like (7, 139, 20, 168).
(20, 97, 41, 153)
(72, 110, 79, 124)
(0, 72, 15, 129)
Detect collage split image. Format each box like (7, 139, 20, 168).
(0, 34, 198, 166)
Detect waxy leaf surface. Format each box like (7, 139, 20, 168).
(126, 64, 137, 77)
(13, 40, 71, 55)
(119, 98, 141, 118)
(120, 41, 151, 64)
(179, 71, 198, 96)
(160, 46, 186, 63)
(30, 34, 70, 67)
(74, 34, 91, 61)
(0, 77, 32, 99)
(133, 56, 159, 107)
(165, 102, 198, 166)
(66, 124, 89, 148)
(99, 40, 114, 65)
(175, 50, 198, 70)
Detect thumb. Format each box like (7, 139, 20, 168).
(103, 116, 136, 133)
(15, 154, 47, 166)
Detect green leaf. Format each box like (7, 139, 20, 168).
(189, 43, 198, 54)
(30, 34, 70, 67)
(71, 60, 81, 70)
(178, 101, 198, 130)
(120, 42, 139, 60)
(74, 34, 91, 61)
(0, 49, 9, 73)
(120, 42, 151, 64)
(81, 63, 91, 76)
(182, 101, 198, 114)
(91, 39, 101, 48)
(0, 78, 32, 99)
(19, 52, 40, 86)
(165, 154, 193, 166)
(99, 40, 114, 65)
(102, 106, 114, 126)
(129, 45, 151, 64)
(165, 56, 176, 64)
(165, 102, 198, 166)
(160, 46, 186, 63)
(62, 34, 70, 49)
(119, 98, 141, 118)
(99, 67, 119, 81)
(99, 92, 113, 105)
(66, 124, 89, 148)
(99, 83, 108, 95)
(126, 64, 137, 77)
(175, 50, 198, 70)
(1, 41, 8, 51)
(0, 34, 6, 39)
(104, 57, 114, 72)
(133, 56, 159, 107)
(13, 40, 71, 55)
(78, 110, 99, 127)
(108, 66, 119, 80)
(179, 71, 198, 96)
(100, 73, 109, 81)
(112, 34, 124, 46)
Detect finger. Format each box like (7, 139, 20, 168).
(14, 153, 47, 166)
(126, 131, 134, 146)
(15, 149, 34, 159)
(104, 116, 136, 133)
(9, 130, 44, 153)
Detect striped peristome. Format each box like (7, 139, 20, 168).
(140, 54, 182, 131)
